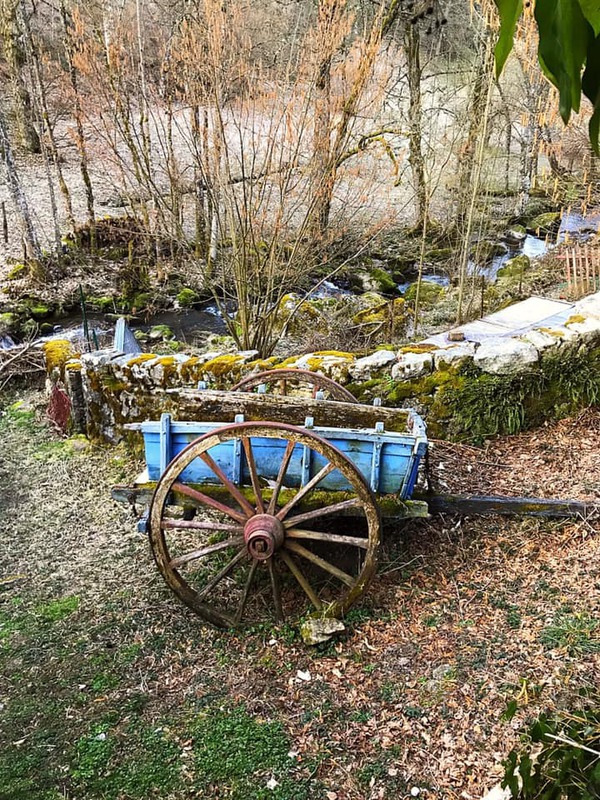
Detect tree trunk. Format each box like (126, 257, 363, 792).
(0, 105, 42, 264)
(60, 0, 96, 252)
(404, 22, 428, 230)
(0, 0, 39, 152)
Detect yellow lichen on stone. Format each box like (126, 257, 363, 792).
(203, 354, 245, 377)
(43, 339, 77, 379)
(537, 328, 565, 338)
(127, 354, 156, 366)
(65, 359, 82, 372)
(399, 343, 437, 354)
(566, 314, 586, 325)
(311, 350, 356, 359)
(156, 356, 176, 366)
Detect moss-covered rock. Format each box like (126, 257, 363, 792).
(496, 254, 531, 279)
(89, 296, 116, 312)
(470, 241, 508, 264)
(404, 281, 444, 307)
(0, 312, 18, 335)
(148, 324, 175, 341)
(527, 212, 561, 234)
(355, 267, 396, 294)
(43, 339, 77, 380)
(177, 288, 199, 307)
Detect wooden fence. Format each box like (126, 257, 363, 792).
(561, 244, 600, 298)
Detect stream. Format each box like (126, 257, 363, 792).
(2, 209, 598, 353)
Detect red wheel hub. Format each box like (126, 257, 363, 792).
(244, 514, 285, 561)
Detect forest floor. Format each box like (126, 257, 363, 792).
(1, 388, 599, 799)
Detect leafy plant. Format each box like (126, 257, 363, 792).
(539, 612, 600, 655)
(493, 0, 600, 152)
(502, 701, 600, 799)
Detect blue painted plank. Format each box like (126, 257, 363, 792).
(139, 421, 426, 498)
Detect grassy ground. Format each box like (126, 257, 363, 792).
(1, 391, 599, 800)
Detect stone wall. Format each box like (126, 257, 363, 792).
(54, 291, 600, 442)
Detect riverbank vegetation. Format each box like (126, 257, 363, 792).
(1, 0, 599, 358)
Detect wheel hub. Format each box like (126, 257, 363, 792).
(244, 514, 285, 561)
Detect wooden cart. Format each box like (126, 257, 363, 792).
(112, 369, 428, 627)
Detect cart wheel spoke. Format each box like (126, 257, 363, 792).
(235, 560, 259, 624)
(170, 537, 244, 569)
(173, 482, 247, 524)
(241, 437, 265, 514)
(267, 440, 296, 514)
(279, 550, 322, 611)
(283, 498, 361, 528)
(276, 462, 335, 521)
(284, 540, 355, 587)
(285, 528, 369, 549)
(197, 547, 247, 601)
(199, 451, 255, 518)
(268, 558, 284, 621)
(161, 519, 243, 533)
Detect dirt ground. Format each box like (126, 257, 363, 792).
(0, 389, 599, 800)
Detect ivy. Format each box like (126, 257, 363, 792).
(493, 0, 600, 152)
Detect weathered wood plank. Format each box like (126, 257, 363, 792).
(111, 483, 430, 520)
(169, 389, 411, 433)
(419, 493, 600, 519)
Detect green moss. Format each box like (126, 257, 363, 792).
(177, 288, 198, 307)
(88, 296, 115, 312)
(130, 292, 151, 311)
(29, 302, 52, 320)
(528, 211, 561, 232)
(370, 268, 396, 293)
(0, 312, 17, 334)
(404, 282, 444, 307)
(497, 255, 530, 279)
(7, 262, 27, 280)
(148, 324, 175, 341)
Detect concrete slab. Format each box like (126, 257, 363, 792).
(423, 296, 576, 347)
(482, 296, 572, 329)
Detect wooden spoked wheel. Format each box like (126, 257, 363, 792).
(148, 421, 380, 628)
(231, 368, 358, 403)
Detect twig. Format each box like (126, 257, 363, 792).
(545, 733, 600, 758)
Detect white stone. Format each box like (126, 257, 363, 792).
(564, 314, 600, 340)
(432, 342, 477, 367)
(237, 349, 260, 362)
(300, 618, 345, 645)
(519, 328, 562, 352)
(351, 349, 396, 381)
(392, 351, 433, 380)
(473, 337, 538, 375)
(573, 291, 600, 320)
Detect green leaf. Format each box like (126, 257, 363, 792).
(582, 32, 600, 153)
(493, 0, 523, 75)
(535, 0, 590, 122)
(501, 699, 519, 721)
(577, 0, 600, 35)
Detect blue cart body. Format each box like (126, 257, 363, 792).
(128, 411, 427, 499)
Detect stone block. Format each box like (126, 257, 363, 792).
(351, 349, 396, 381)
(473, 337, 538, 375)
(432, 342, 477, 368)
(392, 351, 433, 380)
